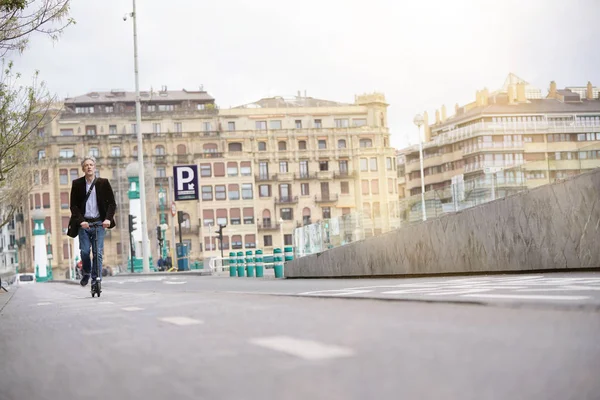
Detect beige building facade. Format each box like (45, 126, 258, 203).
(22, 89, 399, 275)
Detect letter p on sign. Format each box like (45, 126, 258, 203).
(173, 165, 199, 201)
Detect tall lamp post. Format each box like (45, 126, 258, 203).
(413, 114, 427, 221)
(125, 0, 150, 273)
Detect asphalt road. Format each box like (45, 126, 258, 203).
(1, 273, 599, 400)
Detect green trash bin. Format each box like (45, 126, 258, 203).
(236, 251, 245, 277)
(273, 248, 284, 278)
(246, 250, 255, 277)
(255, 250, 264, 278)
(229, 252, 236, 277)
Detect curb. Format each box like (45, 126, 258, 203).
(115, 271, 212, 277)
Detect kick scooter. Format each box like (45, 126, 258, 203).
(89, 222, 103, 298)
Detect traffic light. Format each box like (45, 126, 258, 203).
(177, 211, 184, 225)
(216, 224, 225, 242)
(128, 214, 137, 232)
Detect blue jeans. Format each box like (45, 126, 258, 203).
(78, 222, 106, 281)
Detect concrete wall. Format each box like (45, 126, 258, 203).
(285, 168, 600, 278)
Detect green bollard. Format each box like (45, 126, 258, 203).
(246, 250, 255, 277)
(284, 246, 294, 262)
(229, 252, 236, 277)
(273, 248, 284, 278)
(236, 251, 245, 277)
(255, 249, 264, 278)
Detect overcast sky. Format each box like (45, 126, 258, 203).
(13, 0, 600, 148)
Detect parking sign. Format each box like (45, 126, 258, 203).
(173, 165, 199, 201)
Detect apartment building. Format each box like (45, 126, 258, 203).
(23, 89, 398, 275)
(399, 74, 600, 206)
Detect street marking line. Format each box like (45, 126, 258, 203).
(462, 294, 590, 301)
(250, 336, 354, 360)
(164, 281, 186, 285)
(122, 307, 144, 311)
(36, 302, 52, 306)
(426, 289, 492, 296)
(159, 317, 203, 326)
(298, 289, 373, 296)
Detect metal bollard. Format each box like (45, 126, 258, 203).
(255, 249, 264, 278)
(229, 252, 236, 277)
(273, 248, 284, 278)
(236, 251, 245, 277)
(246, 250, 255, 277)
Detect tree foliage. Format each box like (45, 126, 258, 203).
(0, 0, 73, 228)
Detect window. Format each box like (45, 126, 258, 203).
(203, 143, 218, 153)
(386, 157, 393, 170)
(301, 183, 310, 196)
(76, 106, 94, 114)
(175, 122, 182, 133)
(203, 210, 214, 226)
(153, 123, 161, 133)
(243, 207, 254, 224)
(216, 209, 228, 226)
(60, 129, 73, 136)
(231, 235, 243, 250)
(240, 161, 252, 176)
(302, 208, 311, 225)
(338, 139, 346, 149)
(37, 128, 45, 137)
(335, 119, 349, 128)
(270, 120, 282, 129)
(280, 208, 293, 220)
(298, 140, 307, 150)
(259, 162, 269, 179)
(279, 184, 291, 200)
(341, 182, 349, 194)
(255, 121, 267, 130)
(258, 142, 267, 151)
(353, 118, 367, 127)
(38, 150, 45, 159)
(59, 169, 68, 185)
(197, 103, 206, 110)
(131, 124, 137, 134)
(299, 161, 309, 178)
(228, 184, 240, 200)
(42, 193, 50, 209)
(59, 149, 74, 159)
(245, 234, 256, 248)
(35, 193, 40, 209)
(362, 180, 369, 195)
(339, 160, 348, 174)
(360, 138, 373, 148)
(323, 207, 331, 219)
(177, 144, 187, 154)
(314, 119, 322, 128)
(264, 235, 273, 247)
(388, 178, 394, 193)
(215, 185, 226, 200)
(360, 158, 368, 171)
(156, 167, 166, 177)
(227, 162, 238, 176)
(89, 147, 99, 157)
(33, 171, 40, 185)
(370, 158, 378, 171)
(111, 147, 121, 157)
(259, 185, 271, 198)
(295, 120, 302, 129)
(228, 142, 242, 152)
(60, 192, 69, 209)
(278, 141, 287, 151)
(230, 208, 241, 225)
(371, 179, 379, 194)
(86, 125, 97, 136)
(228, 121, 235, 131)
(200, 164, 212, 177)
(70, 169, 78, 182)
(373, 202, 381, 218)
(117, 242, 122, 255)
(214, 162, 225, 177)
(279, 161, 288, 173)
(202, 186, 213, 201)
(284, 234, 293, 246)
(203, 122, 212, 132)
(158, 104, 174, 112)
(318, 140, 327, 149)
(242, 184, 253, 199)
(155, 145, 166, 155)
(132, 145, 138, 156)
(319, 161, 329, 171)
(147, 105, 156, 112)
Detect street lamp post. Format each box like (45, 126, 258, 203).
(413, 114, 427, 221)
(279, 217, 284, 247)
(126, 0, 150, 273)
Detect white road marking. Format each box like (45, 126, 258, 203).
(164, 281, 186, 285)
(462, 294, 590, 301)
(36, 302, 52, 306)
(250, 336, 354, 360)
(298, 289, 373, 296)
(122, 307, 144, 311)
(159, 317, 203, 326)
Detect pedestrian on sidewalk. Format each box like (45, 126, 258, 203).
(67, 157, 117, 287)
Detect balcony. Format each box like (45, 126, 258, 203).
(316, 171, 334, 180)
(333, 171, 355, 179)
(462, 141, 524, 156)
(276, 172, 294, 182)
(464, 160, 525, 174)
(153, 155, 168, 164)
(155, 176, 169, 186)
(176, 154, 190, 164)
(195, 152, 223, 159)
(314, 194, 339, 203)
(295, 172, 317, 180)
(258, 223, 281, 231)
(255, 174, 277, 182)
(275, 196, 299, 204)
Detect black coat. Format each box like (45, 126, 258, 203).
(68, 177, 117, 235)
